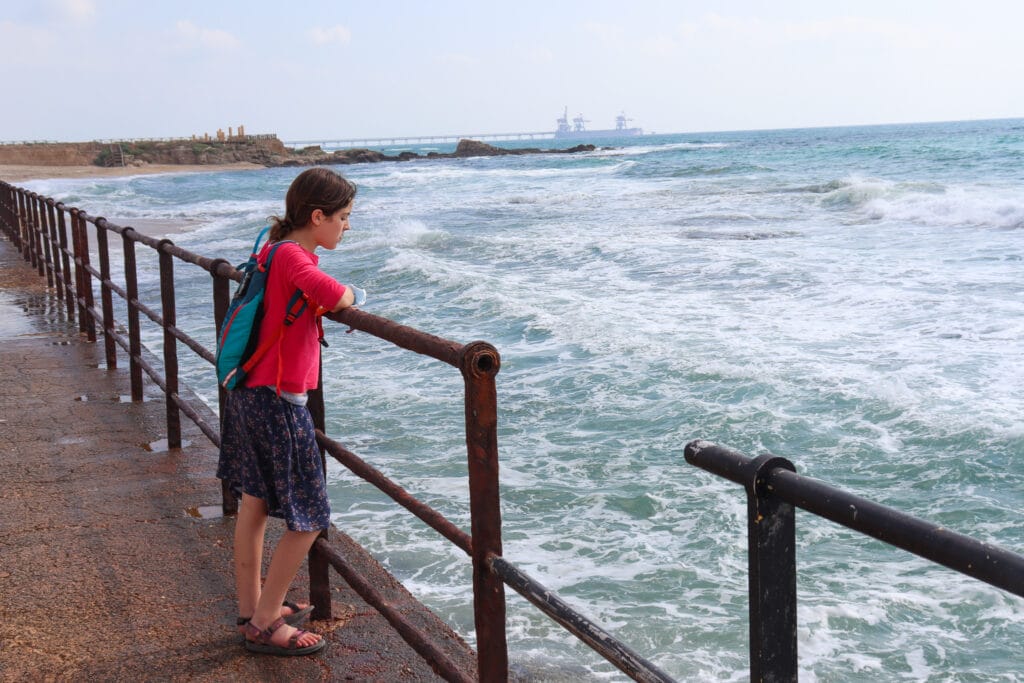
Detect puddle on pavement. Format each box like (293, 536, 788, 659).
(142, 437, 192, 452)
(0, 291, 75, 338)
(185, 505, 224, 520)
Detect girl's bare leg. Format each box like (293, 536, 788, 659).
(249, 528, 323, 647)
(235, 493, 268, 619)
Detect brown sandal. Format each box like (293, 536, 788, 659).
(243, 617, 326, 656)
(236, 601, 314, 634)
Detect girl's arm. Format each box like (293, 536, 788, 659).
(331, 287, 355, 311)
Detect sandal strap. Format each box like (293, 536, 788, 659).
(243, 620, 264, 642)
(236, 601, 306, 627)
(244, 617, 288, 645)
(263, 617, 286, 636)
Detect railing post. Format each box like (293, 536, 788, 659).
(122, 228, 144, 401)
(0, 186, 7, 240)
(210, 259, 237, 515)
(0, 186, 18, 247)
(95, 219, 118, 368)
(307, 359, 332, 621)
(70, 209, 89, 336)
(26, 192, 39, 270)
(745, 453, 798, 683)
(16, 192, 30, 261)
(45, 201, 62, 293)
(31, 195, 45, 277)
(459, 340, 507, 682)
(158, 240, 182, 448)
(38, 198, 54, 288)
(0, 186, 12, 244)
(55, 205, 76, 322)
(79, 214, 97, 342)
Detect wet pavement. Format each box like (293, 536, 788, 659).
(0, 236, 477, 681)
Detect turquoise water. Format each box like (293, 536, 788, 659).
(24, 118, 1024, 680)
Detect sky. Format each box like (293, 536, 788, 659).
(2, 0, 1024, 142)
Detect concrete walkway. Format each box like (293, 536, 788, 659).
(0, 236, 476, 681)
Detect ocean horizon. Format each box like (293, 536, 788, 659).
(20, 117, 1024, 681)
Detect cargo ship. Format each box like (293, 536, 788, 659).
(554, 107, 643, 139)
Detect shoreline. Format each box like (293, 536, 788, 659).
(0, 161, 265, 183)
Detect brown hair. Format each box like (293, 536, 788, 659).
(269, 167, 357, 242)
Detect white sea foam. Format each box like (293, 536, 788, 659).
(818, 175, 1024, 229)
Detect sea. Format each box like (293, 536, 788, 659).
(21, 118, 1024, 681)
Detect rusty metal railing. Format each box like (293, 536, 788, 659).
(0, 180, 674, 682)
(684, 439, 1024, 681)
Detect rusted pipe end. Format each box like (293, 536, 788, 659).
(208, 257, 233, 279)
(157, 237, 175, 252)
(95, 216, 108, 229)
(121, 226, 136, 240)
(458, 340, 500, 379)
(684, 439, 716, 464)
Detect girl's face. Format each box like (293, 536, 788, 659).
(311, 201, 353, 250)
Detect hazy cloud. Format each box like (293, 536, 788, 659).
(0, 20, 57, 64)
(56, 0, 96, 23)
(309, 25, 352, 45)
(436, 52, 476, 67)
(700, 13, 936, 49)
(528, 46, 554, 64)
(782, 16, 935, 49)
(581, 21, 625, 47)
(175, 20, 240, 50)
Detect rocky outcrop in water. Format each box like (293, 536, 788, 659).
(282, 138, 597, 167)
(0, 136, 597, 169)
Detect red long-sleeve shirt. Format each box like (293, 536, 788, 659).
(243, 241, 346, 394)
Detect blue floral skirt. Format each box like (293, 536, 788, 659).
(217, 386, 330, 531)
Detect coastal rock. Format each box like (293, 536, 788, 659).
(330, 148, 387, 164)
(453, 139, 514, 157)
(0, 136, 599, 171)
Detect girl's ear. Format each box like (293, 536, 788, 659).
(310, 208, 324, 225)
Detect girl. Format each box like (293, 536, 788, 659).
(217, 167, 358, 656)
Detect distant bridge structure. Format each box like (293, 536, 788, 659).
(284, 130, 556, 148)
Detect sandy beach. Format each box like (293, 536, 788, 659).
(0, 163, 266, 236)
(0, 161, 264, 183)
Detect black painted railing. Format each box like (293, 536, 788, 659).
(0, 180, 673, 683)
(684, 439, 1024, 681)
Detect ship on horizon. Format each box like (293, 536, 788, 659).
(554, 107, 643, 139)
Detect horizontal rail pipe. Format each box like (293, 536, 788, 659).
(684, 439, 1024, 600)
(327, 306, 463, 367)
(489, 556, 675, 683)
(316, 430, 472, 554)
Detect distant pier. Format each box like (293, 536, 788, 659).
(285, 130, 556, 148)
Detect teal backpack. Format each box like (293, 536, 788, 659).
(215, 228, 309, 390)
